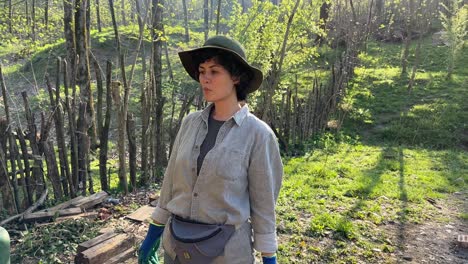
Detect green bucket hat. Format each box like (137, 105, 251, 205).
(178, 35, 263, 94)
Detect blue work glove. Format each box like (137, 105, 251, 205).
(262, 254, 277, 264)
(138, 222, 165, 264)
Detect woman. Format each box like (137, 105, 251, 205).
(139, 35, 283, 264)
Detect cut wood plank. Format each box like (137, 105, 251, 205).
(102, 247, 135, 264)
(23, 207, 83, 223)
(98, 228, 115, 235)
(77, 231, 118, 253)
(40, 195, 85, 212)
(74, 233, 136, 264)
(71, 191, 109, 210)
(125, 205, 154, 223)
(35, 211, 98, 227)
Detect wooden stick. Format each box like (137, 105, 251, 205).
(0, 189, 48, 225)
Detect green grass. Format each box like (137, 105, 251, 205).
(276, 37, 468, 263)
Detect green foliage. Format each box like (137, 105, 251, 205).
(440, 0, 468, 78)
(11, 219, 104, 263)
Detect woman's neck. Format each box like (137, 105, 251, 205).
(212, 100, 241, 121)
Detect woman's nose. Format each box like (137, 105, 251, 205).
(201, 74, 210, 83)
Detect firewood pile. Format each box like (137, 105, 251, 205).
(73, 194, 158, 264)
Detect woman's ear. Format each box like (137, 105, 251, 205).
(232, 76, 240, 85)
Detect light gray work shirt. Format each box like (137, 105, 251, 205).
(152, 103, 283, 263)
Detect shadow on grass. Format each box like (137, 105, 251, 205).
(343, 39, 468, 150)
(397, 146, 408, 263)
(317, 147, 401, 260)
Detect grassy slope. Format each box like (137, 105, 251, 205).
(277, 38, 467, 263)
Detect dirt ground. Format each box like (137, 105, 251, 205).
(382, 192, 468, 264)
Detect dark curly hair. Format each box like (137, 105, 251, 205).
(192, 48, 253, 101)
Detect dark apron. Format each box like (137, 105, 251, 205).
(170, 215, 235, 264)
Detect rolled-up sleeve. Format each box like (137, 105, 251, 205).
(151, 117, 188, 224)
(248, 132, 283, 253)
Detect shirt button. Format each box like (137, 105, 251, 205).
(192, 168, 195, 172)
(193, 193, 198, 197)
(195, 145, 199, 149)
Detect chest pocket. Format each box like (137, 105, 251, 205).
(215, 147, 247, 181)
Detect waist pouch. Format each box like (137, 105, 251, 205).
(170, 215, 235, 264)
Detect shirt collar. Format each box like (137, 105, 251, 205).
(201, 103, 249, 127)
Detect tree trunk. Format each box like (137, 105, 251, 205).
(182, 0, 190, 42)
(21, 92, 46, 199)
(75, 0, 97, 149)
(204, 0, 209, 41)
(121, 0, 127, 25)
(53, 60, 73, 196)
(401, 0, 414, 75)
(16, 128, 33, 206)
(315, 2, 331, 45)
(127, 113, 137, 191)
(99, 61, 113, 192)
(63, 0, 76, 95)
(0, 140, 16, 214)
(349, 0, 357, 23)
(96, 0, 102, 32)
(376, 0, 384, 25)
(39, 113, 63, 200)
(63, 59, 79, 196)
(94, 59, 103, 137)
(45, 0, 49, 30)
(8, 0, 12, 33)
(152, 0, 166, 176)
(77, 103, 89, 195)
(32, 0, 36, 41)
(136, 0, 150, 184)
(45, 74, 69, 197)
(216, 0, 221, 34)
(0, 64, 21, 212)
(109, 0, 130, 194)
(25, 0, 30, 26)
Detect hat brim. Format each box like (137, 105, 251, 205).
(178, 46, 263, 95)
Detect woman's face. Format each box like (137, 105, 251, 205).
(198, 58, 239, 104)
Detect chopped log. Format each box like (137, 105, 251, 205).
(74, 233, 136, 264)
(125, 205, 154, 223)
(77, 231, 118, 253)
(102, 247, 135, 264)
(71, 191, 109, 209)
(23, 207, 83, 223)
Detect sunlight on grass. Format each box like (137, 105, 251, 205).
(278, 142, 467, 262)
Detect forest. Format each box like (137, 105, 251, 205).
(0, 0, 467, 263)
